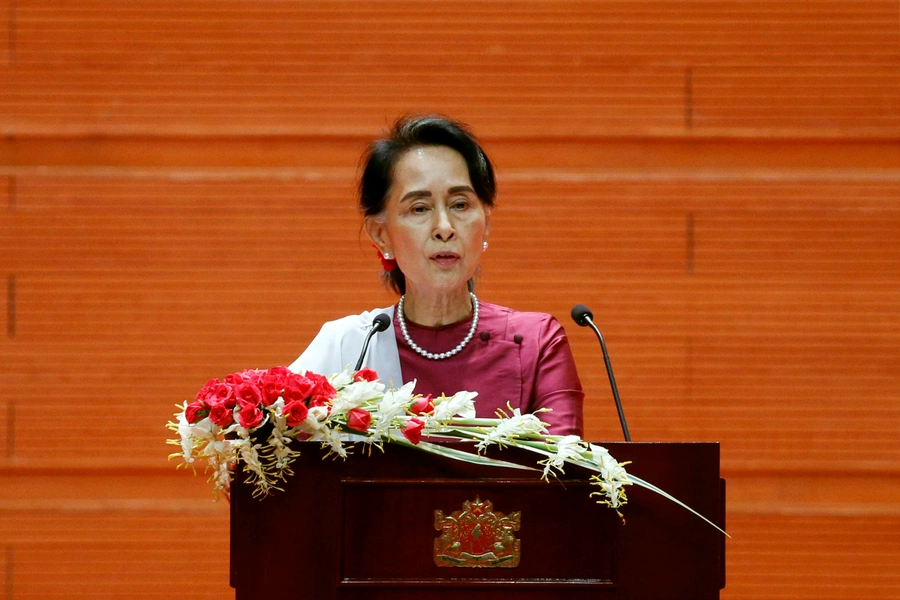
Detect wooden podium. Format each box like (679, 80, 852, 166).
(230, 442, 725, 599)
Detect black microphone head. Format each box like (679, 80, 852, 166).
(372, 313, 392, 332)
(571, 304, 594, 327)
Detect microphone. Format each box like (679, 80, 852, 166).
(571, 304, 632, 442)
(354, 313, 392, 371)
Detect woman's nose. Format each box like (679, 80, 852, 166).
(433, 207, 455, 241)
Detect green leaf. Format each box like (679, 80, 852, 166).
(628, 474, 730, 537)
(389, 436, 538, 471)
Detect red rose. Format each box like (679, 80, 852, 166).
(242, 369, 265, 385)
(224, 372, 244, 385)
(266, 366, 293, 385)
(259, 367, 292, 404)
(402, 418, 425, 445)
(259, 382, 283, 406)
(185, 400, 209, 424)
(209, 403, 234, 427)
(409, 394, 435, 416)
(211, 383, 236, 408)
(282, 377, 315, 404)
(237, 403, 264, 429)
(283, 400, 309, 427)
(346, 408, 372, 432)
(194, 378, 220, 403)
(305, 372, 337, 406)
(353, 367, 379, 382)
(234, 381, 263, 407)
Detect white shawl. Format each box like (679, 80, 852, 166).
(287, 306, 404, 389)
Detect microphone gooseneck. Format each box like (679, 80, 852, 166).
(354, 313, 392, 371)
(571, 304, 632, 442)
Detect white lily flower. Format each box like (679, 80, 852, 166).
(475, 408, 549, 451)
(590, 444, 631, 484)
(328, 369, 354, 389)
(298, 406, 330, 435)
(330, 379, 385, 414)
(188, 417, 217, 442)
(318, 427, 348, 458)
(539, 435, 586, 479)
(594, 480, 624, 508)
(268, 399, 289, 432)
(432, 390, 478, 421)
(271, 397, 285, 414)
(176, 413, 195, 462)
(369, 381, 416, 437)
(168, 370, 650, 523)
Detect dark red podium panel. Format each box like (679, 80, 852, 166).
(231, 442, 725, 600)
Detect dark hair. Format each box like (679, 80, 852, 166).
(360, 115, 496, 294)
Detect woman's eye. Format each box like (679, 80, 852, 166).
(411, 205, 429, 214)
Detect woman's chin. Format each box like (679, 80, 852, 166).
(409, 271, 475, 296)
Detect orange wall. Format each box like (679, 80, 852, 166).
(1, 2, 899, 598)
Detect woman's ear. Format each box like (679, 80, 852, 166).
(364, 216, 391, 256)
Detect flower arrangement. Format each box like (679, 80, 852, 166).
(167, 366, 726, 534)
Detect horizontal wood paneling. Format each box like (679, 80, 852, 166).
(1, 1, 898, 598)
(0, 510, 230, 599)
(1, 1, 897, 136)
(0, 0, 9, 67)
(3, 138, 898, 171)
(13, 1, 898, 67)
(725, 514, 900, 599)
(694, 66, 900, 133)
(2, 176, 898, 471)
(0, 65, 686, 136)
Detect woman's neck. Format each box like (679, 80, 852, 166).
(401, 287, 474, 327)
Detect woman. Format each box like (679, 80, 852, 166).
(290, 116, 584, 436)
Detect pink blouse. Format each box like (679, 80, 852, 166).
(395, 301, 584, 437)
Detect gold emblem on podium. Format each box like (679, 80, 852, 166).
(433, 497, 521, 567)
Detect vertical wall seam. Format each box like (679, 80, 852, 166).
(5, 545, 12, 600)
(6, 275, 14, 338)
(686, 212, 695, 275)
(684, 67, 693, 131)
(8, 0, 16, 66)
(6, 402, 13, 460)
(685, 210, 695, 406)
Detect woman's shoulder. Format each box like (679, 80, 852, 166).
(318, 305, 396, 336)
(478, 301, 563, 333)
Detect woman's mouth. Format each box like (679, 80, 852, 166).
(430, 252, 460, 267)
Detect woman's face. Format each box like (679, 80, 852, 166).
(367, 145, 490, 297)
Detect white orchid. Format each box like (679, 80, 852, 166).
(330, 378, 385, 415)
(298, 406, 330, 436)
(587, 444, 631, 512)
(475, 408, 548, 452)
(175, 411, 195, 464)
(431, 390, 478, 421)
(167, 368, 732, 535)
(590, 444, 629, 481)
(327, 369, 354, 389)
(318, 426, 348, 459)
(369, 380, 416, 437)
(538, 434, 586, 480)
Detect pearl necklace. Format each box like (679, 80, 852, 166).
(397, 292, 479, 360)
